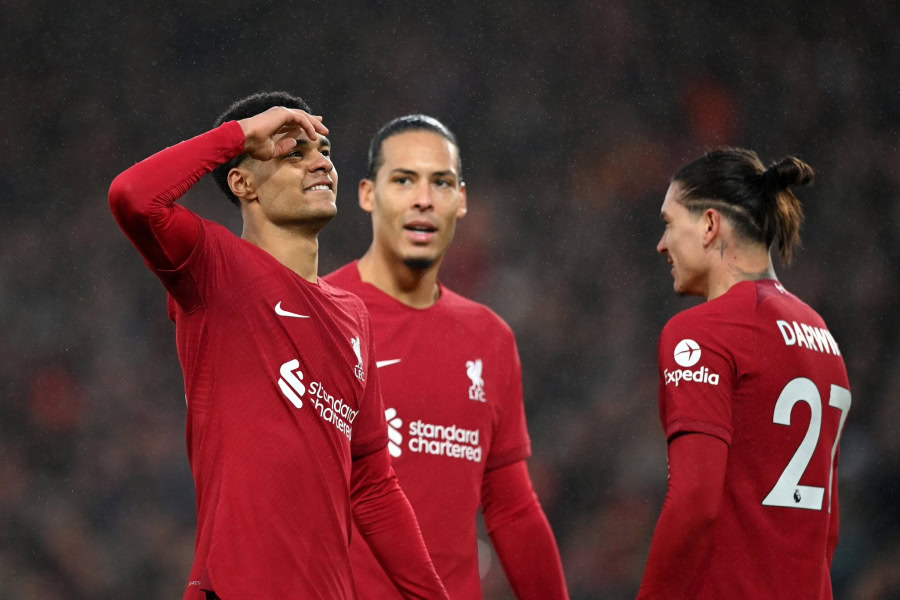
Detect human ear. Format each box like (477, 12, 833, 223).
(702, 209, 721, 248)
(228, 166, 258, 202)
(359, 178, 375, 214)
(456, 182, 468, 219)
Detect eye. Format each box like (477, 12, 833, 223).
(286, 150, 303, 158)
(321, 149, 331, 158)
(435, 179, 452, 188)
(394, 176, 412, 185)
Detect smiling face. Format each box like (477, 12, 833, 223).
(360, 130, 466, 270)
(657, 182, 713, 296)
(235, 132, 338, 228)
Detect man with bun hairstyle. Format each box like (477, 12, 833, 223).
(637, 149, 851, 599)
(325, 115, 569, 599)
(109, 92, 448, 600)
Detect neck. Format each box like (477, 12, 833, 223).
(706, 240, 776, 301)
(241, 219, 321, 283)
(357, 243, 442, 309)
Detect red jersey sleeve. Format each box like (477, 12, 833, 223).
(485, 326, 532, 470)
(637, 433, 729, 599)
(658, 312, 737, 445)
(350, 308, 390, 459)
(482, 461, 569, 599)
(109, 121, 246, 312)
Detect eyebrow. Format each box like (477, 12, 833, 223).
(389, 168, 457, 178)
(294, 136, 331, 148)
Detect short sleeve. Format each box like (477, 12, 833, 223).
(658, 313, 736, 445)
(350, 309, 390, 459)
(486, 328, 532, 470)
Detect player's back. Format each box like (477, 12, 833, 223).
(659, 279, 850, 599)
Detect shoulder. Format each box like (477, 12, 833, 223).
(319, 277, 368, 315)
(662, 282, 761, 339)
(440, 286, 516, 341)
(660, 292, 759, 366)
(196, 218, 240, 244)
(322, 261, 361, 290)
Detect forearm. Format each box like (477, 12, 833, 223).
(489, 506, 568, 599)
(483, 461, 568, 600)
(637, 434, 728, 600)
(351, 447, 448, 600)
(108, 120, 245, 268)
(636, 494, 716, 599)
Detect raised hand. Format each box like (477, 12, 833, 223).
(238, 107, 329, 161)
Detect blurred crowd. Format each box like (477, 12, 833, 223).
(3, 1, 899, 598)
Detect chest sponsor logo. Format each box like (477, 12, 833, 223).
(351, 336, 366, 381)
(466, 359, 486, 402)
(385, 407, 403, 457)
(277, 358, 359, 440)
(665, 338, 719, 387)
(384, 408, 483, 462)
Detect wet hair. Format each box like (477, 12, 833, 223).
(673, 147, 814, 263)
(366, 114, 462, 180)
(211, 91, 312, 207)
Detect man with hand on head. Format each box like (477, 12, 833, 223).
(109, 92, 448, 600)
(325, 115, 569, 599)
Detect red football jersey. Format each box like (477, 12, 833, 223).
(658, 279, 850, 599)
(325, 262, 532, 599)
(161, 220, 388, 599)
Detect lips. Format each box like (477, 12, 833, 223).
(403, 219, 438, 244)
(304, 180, 334, 192)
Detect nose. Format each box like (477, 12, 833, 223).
(309, 151, 333, 173)
(656, 231, 667, 255)
(412, 181, 434, 211)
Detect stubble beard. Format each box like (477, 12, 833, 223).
(402, 256, 436, 271)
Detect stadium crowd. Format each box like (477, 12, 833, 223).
(3, 1, 898, 598)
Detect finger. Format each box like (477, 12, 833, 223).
(304, 113, 329, 135)
(277, 109, 316, 140)
(286, 109, 329, 138)
(311, 118, 329, 135)
(276, 124, 305, 135)
(272, 136, 298, 158)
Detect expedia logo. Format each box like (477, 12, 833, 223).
(665, 339, 719, 386)
(673, 339, 701, 367)
(664, 366, 720, 387)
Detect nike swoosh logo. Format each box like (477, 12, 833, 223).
(275, 301, 310, 319)
(376, 359, 402, 369)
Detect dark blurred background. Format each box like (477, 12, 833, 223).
(3, 1, 899, 598)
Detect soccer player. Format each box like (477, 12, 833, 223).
(325, 115, 569, 599)
(109, 92, 448, 600)
(637, 149, 851, 599)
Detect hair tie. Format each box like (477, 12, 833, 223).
(762, 167, 781, 192)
